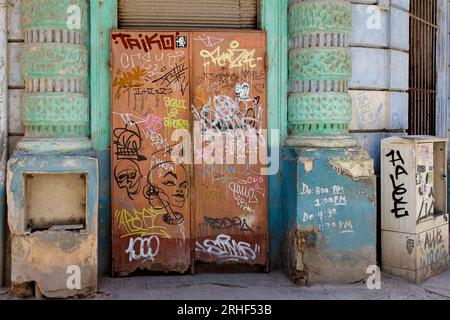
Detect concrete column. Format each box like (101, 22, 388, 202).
(0, 0, 7, 287)
(281, 0, 377, 285)
(6, 0, 98, 298)
(286, 0, 355, 147)
(18, 0, 90, 152)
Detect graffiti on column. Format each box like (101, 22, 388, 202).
(299, 183, 353, 234)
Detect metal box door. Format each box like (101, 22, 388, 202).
(110, 30, 191, 275)
(191, 32, 268, 268)
(381, 136, 449, 283)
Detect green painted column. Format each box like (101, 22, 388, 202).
(286, 0, 355, 147)
(6, 1, 99, 298)
(19, 0, 90, 151)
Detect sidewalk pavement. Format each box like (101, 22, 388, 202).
(1, 266, 449, 300)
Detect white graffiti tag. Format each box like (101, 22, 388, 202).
(227, 180, 264, 213)
(195, 234, 260, 262)
(192, 95, 263, 132)
(125, 236, 160, 262)
(194, 35, 224, 48)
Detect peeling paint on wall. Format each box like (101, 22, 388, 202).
(282, 146, 377, 284)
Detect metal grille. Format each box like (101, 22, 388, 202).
(409, 0, 437, 135)
(118, 0, 258, 29)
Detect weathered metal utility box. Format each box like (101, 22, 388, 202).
(381, 136, 449, 284)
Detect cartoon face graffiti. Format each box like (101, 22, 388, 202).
(176, 36, 188, 48)
(113, 122, 147, 161)
(144, 145, 189, 225)
(157, 164, 188, 208)
(114, 160, 143, 199)
(235, 82, 250, 101)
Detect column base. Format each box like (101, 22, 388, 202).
(281, 145, 377, 285)
(285, 134, 358, 148)
(6, 155, 98, 298)
(17, 138, 92, 154)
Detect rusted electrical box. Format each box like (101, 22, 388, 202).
(381, 136, 449, 283)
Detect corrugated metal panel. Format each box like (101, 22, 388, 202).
(118, 0, 258, 29)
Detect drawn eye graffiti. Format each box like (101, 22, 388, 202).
(162, 180, 176, 187)
(179, 181, 188, 189)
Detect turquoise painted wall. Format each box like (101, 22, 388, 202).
(281, 146, 377, 282)
(90, 0, 117, 274)
(261, 0, 288, 268)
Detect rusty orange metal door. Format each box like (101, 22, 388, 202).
(191, 32, 268, 268)
(110, 30, 268, 274)
(110, 30, 191, 275)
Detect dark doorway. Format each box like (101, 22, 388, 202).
(409, 0, 437, 135)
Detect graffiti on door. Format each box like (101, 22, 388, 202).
(111, 30, 268, 274)
(111, 31, 191, 275)
(192, 32, 268, 268)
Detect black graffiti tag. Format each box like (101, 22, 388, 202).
(204, 216, 254, 233)
(386, 150, 409, 218)
(152, 63, 189, 96)
(416, 172, 436, 224)
(113, 121, 147, 162)
(112, 32, 176, 52)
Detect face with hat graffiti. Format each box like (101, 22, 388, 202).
(143, 143, 189, 225)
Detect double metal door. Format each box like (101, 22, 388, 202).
(110, 30, 267, 275)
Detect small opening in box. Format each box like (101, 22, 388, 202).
(432, 142, 446, 217)
(25, 173, 87, 233)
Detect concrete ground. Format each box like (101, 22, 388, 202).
(1, 266, 449, 300)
